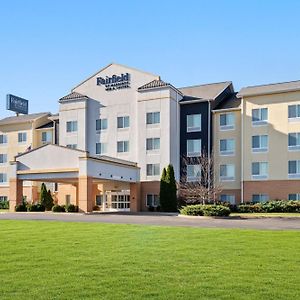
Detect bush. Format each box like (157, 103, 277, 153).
(15, 202, 27, 212)
(93, 205, 100, 211)
(148, 206, 155, 212)
(28, 203, 45, 212)
(237, 200, 300, 213)
(0, 199, 9, 209)
(66, 204, 78, 213)
(180, 205, 230, 217)
(52, 205, 66, 212)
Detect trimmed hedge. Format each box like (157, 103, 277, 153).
(0, 200, 9, 209)
(65, 204, 78, 213)
(52, 205, 66, 213)
(237, 200, 300, 213)
(27, 203, 45, 212)
(180, 205, 231, 217)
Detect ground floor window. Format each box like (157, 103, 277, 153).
(111, 194, 130, 209)
(96, 195, 103, 206)
(288, 193, 300, 200)
(252, 194, 269, 203)
(65, 195, 71, 205)
(220, 194, 235, 204)
(0, 196, 8, 202)
(146, 194, 160, 207)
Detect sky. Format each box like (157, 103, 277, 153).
(1, 0, 300, 118)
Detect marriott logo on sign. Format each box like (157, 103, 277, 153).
(96, 73, 130, 91)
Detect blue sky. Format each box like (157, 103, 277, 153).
(1, 0, 300, 118)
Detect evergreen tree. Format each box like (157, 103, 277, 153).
(165, 164, 178, 212)
(159, 168, 167, 211)
(39, 183, 54, 210)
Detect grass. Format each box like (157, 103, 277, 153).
(231, 212, 300, 218)
(0, 209, 8, 212)
(0, 221, 299, 300)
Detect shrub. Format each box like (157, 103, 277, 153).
(66, 204, 78, 213)
(93, 205, 100, 211)
(15, 202, 27, 212)
(148, 206, 154, 212)
(180, 204, 230, 217)
(0, 199, 9, 209)
(28, 203, 45, 212)
(52, 205, 66, 212)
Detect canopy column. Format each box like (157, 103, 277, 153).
(78, 176, 93, 213)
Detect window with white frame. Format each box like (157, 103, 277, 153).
(220, 194, 235, 204)
(252, 194, 269, 203)
(288, 104, 300, 120)
(66, 121, 78, 132)
(66, 144, 77, 149)
(0, 135, 7, 144)
(96, 119, 108, 131)
(117, 141, 129, 153)
(146, 138, 160, 151)
(0, 173, 7, 183)
(0, 154, 7, 164)
(252, 108, 268, 125)
(0, 196, 8, 202)
(146, 194, 160, 207)
(220, 164, 235, 181)
(146, 112, 160, 125)
(117, 116, 130, 129)
(252, 162, 268, 179)
(288, 160, 300, 179)
(220, 139, 235, 156)
(96, 143, 107, 155)
(42, 131, 52, 143)
(220, 113, 235, 130)
(252, 135, 268, 152)
(288, 133, 300, 150)
(18, 132, 27, 143)
(187, 114, 201, 132)
(288, 193, 300, 200)
(186, 164, 201, 182)
(187, 139, 201, 157)
(146, 164, 160, 176)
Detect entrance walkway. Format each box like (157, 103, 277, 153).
(0, 212, 299, 230)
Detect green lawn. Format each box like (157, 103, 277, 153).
(0, 221, 299, 300)
(231, 212, 300, 218)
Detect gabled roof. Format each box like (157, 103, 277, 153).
(238, 80, 300, 97)
(36, 122, 54, 129)
(0, 112, 50, 126)
(138, 79, 171, 90)
(213, 92, 241, 111)
(59, 92, 88, 103)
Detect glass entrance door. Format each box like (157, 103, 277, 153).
(107, 191, 130, 212)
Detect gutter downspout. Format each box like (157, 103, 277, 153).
(241, 97, 244, 204)
(208, 101, 211, 199)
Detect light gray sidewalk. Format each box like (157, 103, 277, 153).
(0, 211, 299, 230)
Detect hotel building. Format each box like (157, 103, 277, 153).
(1, 63, 300, 211)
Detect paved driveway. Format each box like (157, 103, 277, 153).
(0, 212, 299, 230)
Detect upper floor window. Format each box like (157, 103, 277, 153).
(66, 144, 77, 149)
(186, 164, 201, 182)
(187, 139, 201, 157)
(252, 194, 269, 203)
(96, 119, 107, 131)
(288, 160, 300, 179)
(0, 154, 7, 164)
(146, 194, 160, 207)
(117, 116, 130, 129)
(0, 134, 7, 144)
(66, 121, 78, 132)
(96, 142, 107, 155)
(288, 133, 300, 151)
(220, 139, 235, 156)
(146, 163, 160, 176)
(220, 164, 235, 181)
(18, 132, 27, 143)
(146, 138, 160, 151)
(220, 113, 235, 131)
(220, 194, 235, 204)
(42, 131, 52, 144)
(0, 173, 7, 183)
(288, 193, 300, 200)
(252, 135, 268, 152)
(252, 108, 268, 125)
(288, 104, 300, 120)
(252, 162, 268, 180)
(187, 114, 201, 132)
(117, 141, 129, 153)
(146, 112, 160, 125)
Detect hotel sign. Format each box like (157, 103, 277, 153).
(6, 94, 29, 114)
(96, 73, 130, 91)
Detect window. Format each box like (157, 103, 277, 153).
(187, 139, 201, 157)
(65, 195, 71, 206)
(0, 173, 7, 183)
(252, 162, 268, 179)
(146, 194, 160, 207)
(66, 144, 77, 149)
(0, 135, 7, 144)
(96, 195, 103, 206)
(117, 116, 130, 129)
(186, 164, 201, 182)
(220, 113, 235, 130)
(252, 108, 268, 125)
(42, 131, 52, 143)
(288, 193, 300, 200)
(187, 114, 201, 132)
(252, 194, 269, 203)
(288, 133, 300, 150)
(220, 194, 235, 204)
(146, 112, 160, 125)
(66, 121, 78, 132)
(0, 154, 7, 164)
(18, 132, 27, 143)
(220, 139, 235, 156)
(288, 160, 300, 179)
(0, 196, 8, 202)
(117, 141, 129, 153)
(220, 164, 235, 181)
(252, 135, 268, 152)
(288, 104, 300, 120)
(96, 143, 107, 155)
(146, 138, 160, 151)
(96, 119, 107, 131)
(146, 164, 160, 176)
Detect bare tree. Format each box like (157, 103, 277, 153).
(178, 151, 222, 205)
